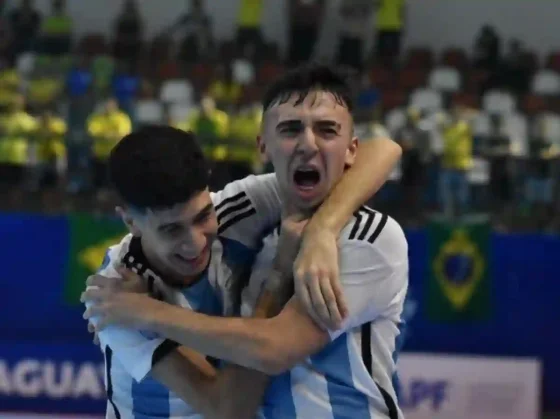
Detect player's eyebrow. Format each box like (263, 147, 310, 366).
(192, 203, 214, 223)
(276, 120, 302, 131)
(158, 221, 181, 232)
(316, 120, 341, 130)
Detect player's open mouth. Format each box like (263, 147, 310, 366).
(292, 165, 322, 199)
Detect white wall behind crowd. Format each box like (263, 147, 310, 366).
(5, 0, 560, 57)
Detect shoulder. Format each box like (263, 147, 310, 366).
(339, 206, 408, 269)
(211, 174, 279, 231)
(97, 233, 134, 276)
(211, 174, 277, 206)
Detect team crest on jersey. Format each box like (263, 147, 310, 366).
(433, 228, 485, 310)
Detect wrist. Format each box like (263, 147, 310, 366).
(306, 212, 342, 236)
(145, 300, 176, 332)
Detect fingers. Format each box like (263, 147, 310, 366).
(116, 266, 149, 293)
(294, 268, 315, 324)
(331, 277, 348, 320)
(80, 287, 110, 303)
(82, 305, 102, 320)
(319, 274, 343, 329)
(86, 274, 120, 289)
(116, 266, 140, 282)
(87, 322, 101, 346)
(307, 273, 330, 329)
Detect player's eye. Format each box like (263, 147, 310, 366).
(161, 224, 183, 236)
(321, 128, 337, 135)
(281, 127, 300, 136)
(193, 211, 212, 225)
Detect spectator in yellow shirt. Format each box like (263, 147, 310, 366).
(34, 110, 66, 187)
(439, 107, 473, 219)
(375, 0, 405, 65)
(236, 0, 264, 53)
(0, 64, 21, 109)
(208, 64, 242, 110)
(227, 104, 262, 178)
(40, 0, 72, 56)
(177, 95, 229, 157)
(29, 111, 67, 210)
(87, 98, 131, 192)
(0, 95, 37, 187)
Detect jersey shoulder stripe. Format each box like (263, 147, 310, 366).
(347, 206, 388, 244)
(215, 190, 258, 235)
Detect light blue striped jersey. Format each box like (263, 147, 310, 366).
(242, 207, 409, 419)
(87, 174, 282, 419)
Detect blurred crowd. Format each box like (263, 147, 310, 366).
(0, 0, 558, 231)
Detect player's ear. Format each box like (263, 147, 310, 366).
(256, 135, 268, 164)
(344, 136, 358, 167)
(116, 206, 142, 237)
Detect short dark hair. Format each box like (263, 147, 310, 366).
(262, 63, 354, 113)
(108, 125, 209, 211)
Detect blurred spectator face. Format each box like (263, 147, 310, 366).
(258, 91, 357, 210)
(200, 96, 215, 115)
(104, 99, 119, 114)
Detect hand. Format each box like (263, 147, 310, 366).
(85, 266, 149, 294)
(293, 225, 348, 330)
(81, 268, 163, 331)
(274, 211, 309, 272)
(87, 322, 100, 346)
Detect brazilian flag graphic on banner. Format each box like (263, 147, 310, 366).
(64, 214, 126, 305)
(426, 217, 491, 322)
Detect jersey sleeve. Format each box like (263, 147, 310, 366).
(85, 245, 177, 382)
(211, 174, 281, 249)
(328, 214, 409, 340)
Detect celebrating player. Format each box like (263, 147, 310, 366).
(83, 64, 407, 419)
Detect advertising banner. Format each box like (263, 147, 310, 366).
(399, 353, 541, 419)
(0, 342, 105, 415)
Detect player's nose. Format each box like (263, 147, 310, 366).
(297, 127, 319, 156)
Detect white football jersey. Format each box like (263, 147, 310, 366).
(242, 207, 409, 419)
(87, 174, 282, 419)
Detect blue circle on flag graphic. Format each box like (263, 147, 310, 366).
(443, 253, 474, 284)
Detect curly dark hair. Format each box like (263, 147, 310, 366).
(108, 125, 209, 211)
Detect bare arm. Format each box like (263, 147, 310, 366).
(149, 231, 299, 419)
(308, 135, 401, 235)
(294, 135, 401, 329)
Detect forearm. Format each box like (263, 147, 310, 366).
(308, 136, 401, 234)
(148, 301, 280, 373)
(210, 268, 294, 418)
(153, 347, 268, 419)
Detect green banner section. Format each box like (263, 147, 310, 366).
(64, 213, 126, 305)
(426, 217, 492, 322)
